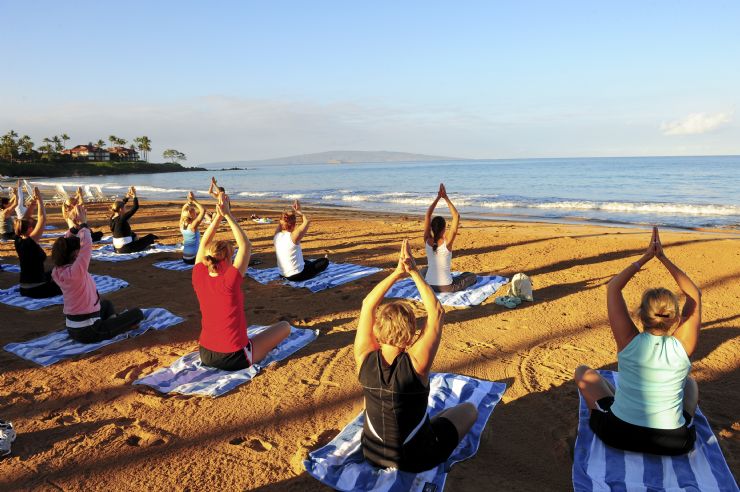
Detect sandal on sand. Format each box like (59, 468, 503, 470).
(494, 295, 522, 309)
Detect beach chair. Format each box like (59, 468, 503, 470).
(93, 186, 115, 202)
(83, 185, 100, 203)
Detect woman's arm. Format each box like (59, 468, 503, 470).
(440, 184, 460, 248)
(29, 188, 46, 242)
(196, 205, 223, 265)
(606, 228, 657, 351)
(354, 241, 408, 373)
(405, 242, 445, 377)
(187, 192, 206, 231)
(654, 229, 702, 355)
(71, 206, 92, 274)
(220, 196, 251, 276)
(121, 196, 140, 221)
(290, 200, 310, 244)
(423, 185, 443, 242)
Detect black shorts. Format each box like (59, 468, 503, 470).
(199, 342, 252, 371)
(393, 416, 459, 473)
(182, 256, 196, 265)
(589, 396, 696, 456)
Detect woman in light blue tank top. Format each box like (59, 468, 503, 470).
(180, 192, 205, 264)
(574, 227, 702, 456)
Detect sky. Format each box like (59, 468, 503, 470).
(1, 1, 739, 164)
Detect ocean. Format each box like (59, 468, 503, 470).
(28, 155, 740, 230)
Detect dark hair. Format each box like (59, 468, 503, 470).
(51, 236, 81, 267)
(13, 218, 33, 237)
(430, 216, 446, 252)
(1, 197, 9, 207)
(218, 186, 225, 193)
(110, 200, 124, 219)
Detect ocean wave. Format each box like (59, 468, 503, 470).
(480, 200, 740, 216)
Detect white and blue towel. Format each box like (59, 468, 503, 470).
(134, 325, 318, 397)
(385, 274, 508, 307)
(153, 259, 194, 271)
(304, 373, 507, 492)
(573, 371, 739, 492)
(0, 264, 20, 273)
(0, 274, 128, 311)
(91, 243, 181, 262)
(3, 308, 184, 366)
(42, 231, 65, 239)
(247, 262, 382, 292)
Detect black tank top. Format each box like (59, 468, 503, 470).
(15, 236, 47, 284)
(358, 350, 430, 468)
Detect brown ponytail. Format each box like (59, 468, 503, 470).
(13, 218, 31, 237)
(430, 216, 446, 252)
(204, 240, 233, 274)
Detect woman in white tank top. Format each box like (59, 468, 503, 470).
(274, 200, 328, 281)
(423, 184, 476, 293)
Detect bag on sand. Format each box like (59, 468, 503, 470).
(509, 273, 533, 301)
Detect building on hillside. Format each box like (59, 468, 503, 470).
(63, 144, 110, 161)
(107, 146, 140, 161)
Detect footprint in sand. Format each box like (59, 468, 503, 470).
(229, 437, 274, 452)
(112, 360, 160, 382)
(290, 430, 337, 474)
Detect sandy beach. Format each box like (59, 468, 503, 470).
(0, 199, 738, 491)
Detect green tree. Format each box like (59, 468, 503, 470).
(60, 133, 70, 150)
(108, 135, 118, 148)
(18, 135, 34, 160)
(96, 139, 106, 148)
(52, 135, 63, 153)
(116, 137, 127, 146)
(163, 149, 186, 163)
(0, 130, 19, 163)
(134, 136, 151, 162)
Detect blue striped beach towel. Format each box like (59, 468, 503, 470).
(91, 243, 181, 262)
(133, 325, 318, 397)
(0, 274, 128, 311)
(247, 262, 382, 292)
(574, 371, 739, 492)
(304, 373, 507, 492)
(384, 274, 508, 307)
(3, 308, 184, 366)
(0, 263, 20, 273)
(153, 259, 193, 271)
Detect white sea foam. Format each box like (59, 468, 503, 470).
(480, 199, 740, 216)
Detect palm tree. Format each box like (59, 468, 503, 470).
(135, 136, 152, 162)
(52, 135, 63, 153)
(18, 135, 34, 160)
(96, 139, 106, 149)
(60, 133, 70, 150)
(108, 135, 118, 148)
(116, 137, 127, 146)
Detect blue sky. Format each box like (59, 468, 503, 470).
(1, 1, 738, 163)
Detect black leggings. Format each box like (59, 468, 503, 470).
(91, 230, 104, 242)
(115, 234, 157, 254)
(20, 272, 63, 299)
(66, 300, 145, 344)
(286, 258, 329, 282)
(182, 256, 196, 265)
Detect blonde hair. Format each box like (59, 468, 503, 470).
(374, 301, 417, 348)
(203, 240, 233, 274)
(638, 287, 680, 332)
(181, 205, 196, 227)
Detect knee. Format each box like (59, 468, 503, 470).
(276, 320, 291, 337)
(574, 365, 591, 385)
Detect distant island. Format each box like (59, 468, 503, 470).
(201, 150, 465, 168)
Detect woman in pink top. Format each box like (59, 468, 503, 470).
(51, 204, 144, 343)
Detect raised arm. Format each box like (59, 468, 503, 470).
(122, 187, 140, 221)
(196, 202, 223, 265)
(29, 188, 46, 242)
(208, 177, 219, 200)
(188, 192, 206, 231)
(654, 229, 702, 356)
(69, 206, 92, 274)
(606, 228, 656, 351)
(75, 187, 84, 205)
(423, 185, 443, 242)
(405, 241, 445, 377)
(439, 184, 460, 248)
(354, 241, 408, 372)
(290, 200, 310, 244)
(219, 195, 251, 276)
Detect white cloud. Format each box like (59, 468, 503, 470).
(661, 111, 733, 136)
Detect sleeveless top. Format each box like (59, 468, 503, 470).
(425, 241, 453, 286)
(611, 332, 691, 429)
(181, 228, 200, 259)
(359, 351, 430, 468)
(274, 231, 304, 277)
(0, 210, 13, 236)
(15, 236, 47, 285)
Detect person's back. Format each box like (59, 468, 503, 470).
(424, 241, 452, 286)
(181, 228, 200, 260)
(611, 332, 690, 429)
(192, 261, 247, 353)
(274, 230, 304, 277)
(359, 350, 430, 470)
(15, 235, 46, 285)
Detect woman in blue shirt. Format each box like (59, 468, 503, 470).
(180, 192, 205, 264)
(574, 227, 701, 455)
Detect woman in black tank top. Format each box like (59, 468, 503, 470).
(354, 239, 478, 472)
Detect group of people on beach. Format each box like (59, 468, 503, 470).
(1, 179, 703, 472)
